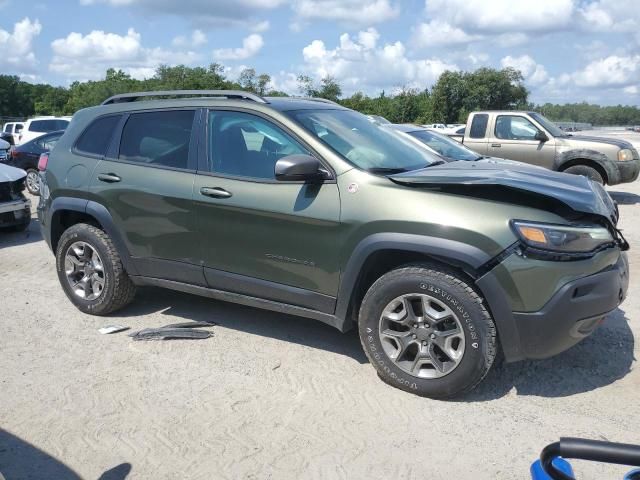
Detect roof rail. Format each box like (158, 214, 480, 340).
(101, 90, 269, 106)
(280, 96, 340, 106)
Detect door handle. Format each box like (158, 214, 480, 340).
(200, 187, 232, 199)
(491, 143, 501, 148)
(97, 173, 121, 183)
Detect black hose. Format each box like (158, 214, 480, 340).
(541, 442, 575, 480)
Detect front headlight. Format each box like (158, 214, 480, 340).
(618, 148, 635, 161)
(512, 220, 614, 253)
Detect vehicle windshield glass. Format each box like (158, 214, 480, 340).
(530, 112, 565, 137)
(288, 109, 441, 172)
(407, 129, 480, 161)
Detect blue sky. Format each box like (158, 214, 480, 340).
(1, 0, 639, 105)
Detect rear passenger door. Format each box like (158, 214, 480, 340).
(193, 109, 341, 311)
(87, 109, 205, 285)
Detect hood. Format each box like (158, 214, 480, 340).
(390, 159, 617, 223)
(0, 163, 27, 183)
(561, 134, 635, 150)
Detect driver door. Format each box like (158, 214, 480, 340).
(193, 109, 342, 312)
(488, 114, 556, 167)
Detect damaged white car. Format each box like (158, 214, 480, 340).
(0, 163, 31, 232)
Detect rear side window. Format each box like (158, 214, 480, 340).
(3, 124, 10, 133)
(75, 115, 121, 157)
(29, 119, 69, 133)
(469, 114, 488, 139)
(15, 124, 23, 133)
(119, 110, 194, 169)
(36, 133, 63, 151)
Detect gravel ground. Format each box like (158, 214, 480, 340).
(1, 180, 639, 480)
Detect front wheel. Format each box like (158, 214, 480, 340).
(358, 266, 497, 399)
(563, 165, 604, 184)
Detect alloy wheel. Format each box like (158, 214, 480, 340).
(64, 241, 105, 301)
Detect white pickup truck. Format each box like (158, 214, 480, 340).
(449, 110, 640, 185)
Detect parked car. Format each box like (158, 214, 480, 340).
(0, 138, 10, 163)
(2, 122, 24, 145)
(366, 114, 391, 124)
(8, 130, 64, 195)
(17, 117, 70, 145)
(39, 90, 629, 398)
(449, 111, 640, 185)
(387, 124, 486, 161)
(0, 163, 31, 232)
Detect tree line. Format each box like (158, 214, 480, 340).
(1, 64, 639, 126)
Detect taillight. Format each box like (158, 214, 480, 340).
(38, 152, 49, 171)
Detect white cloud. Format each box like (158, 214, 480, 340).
(250, 20, 270, 32)
(579, 0, 640, 32)
(50, 28, 199, 80)
(501, 55, 549, 86)
(172, 29, 207, 47)
(424, 0, 574, 33)
(571, 55, 640, 88)
(300, 28, 457, 94)
(293, 0, 399, 26)
(0, 17, 42, 72)
(80, 0, 284, 27)
(413, 20, 481, 48)
(213, 34, 264, 61)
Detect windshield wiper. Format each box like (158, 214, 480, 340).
(367, 167, 409, 174)
(424, 160, 446, 167)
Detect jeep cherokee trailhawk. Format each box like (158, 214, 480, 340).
(38, 90, 630, 398)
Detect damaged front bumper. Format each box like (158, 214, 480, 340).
(0, 198, 31, 228)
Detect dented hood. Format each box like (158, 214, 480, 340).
(0, 163, 27, 183)
(390, 159, 617, 222)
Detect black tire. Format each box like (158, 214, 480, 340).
(358, 265, 497, 399)
(25, 168, 40, 195)
(563, 165, 604, 184)
(56, 223, 136, 315)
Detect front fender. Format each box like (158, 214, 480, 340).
(555, 149, 617, 183)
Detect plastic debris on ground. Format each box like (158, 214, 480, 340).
(98, 325, 130, 334)
(128, 321, 215, 341)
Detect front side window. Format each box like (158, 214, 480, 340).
(289, 109, 441, 172)
(208, 111, 308, 180)
(119, 110, 194, 169)
(75, 115, 121, 157)
(29, 119, 69, 133)
(495, 115, 539, 140)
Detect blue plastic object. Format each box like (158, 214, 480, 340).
(531, 457, 575, 480)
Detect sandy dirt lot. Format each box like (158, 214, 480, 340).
(1, 180, 639, 479)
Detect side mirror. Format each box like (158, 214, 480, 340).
(535, 131, 549, 142)
(275, 154, 327, 182)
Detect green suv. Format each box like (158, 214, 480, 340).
(38, 90, 630, 398)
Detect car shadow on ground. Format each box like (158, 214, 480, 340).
(115, 288, 635, 392)
(115, 287, 369, 364)
(0, 217, 43, 248)
(609, 191, 640, 205)
(0, 429, 132, 480)
(459, 308, 634, 401)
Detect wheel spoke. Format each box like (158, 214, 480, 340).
(426, 343, 447, 373)
(431, 328, 465, 362)
(423, 299, 453, 323)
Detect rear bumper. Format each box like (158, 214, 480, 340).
(512, 253, 628, 360)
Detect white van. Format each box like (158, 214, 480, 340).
(2, 122, 25, 145)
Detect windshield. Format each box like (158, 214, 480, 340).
(529, 112, 565, 137)
(288, 109, 441, 172)
(407, 129, 480, 161)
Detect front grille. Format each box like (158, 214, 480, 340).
(0, 178, 25, 202)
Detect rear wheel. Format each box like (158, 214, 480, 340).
(358, 265, 497, 399)
(56, 223, 136, 315)
(25, 169, 40, 195)
(563, 165, 604, 184)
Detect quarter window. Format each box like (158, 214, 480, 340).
(75, 115, 121, 157)
(469, 114, 488, 139)
(495, 115, 539, 140)
(119, 110, 195, 169)
(36, 134, 62, 151)
(208, 111, 308, 180)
